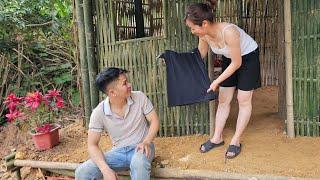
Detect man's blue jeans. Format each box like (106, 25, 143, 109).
(75, 143, 155, 180)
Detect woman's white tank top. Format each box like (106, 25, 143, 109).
(204, 24, 258, 58)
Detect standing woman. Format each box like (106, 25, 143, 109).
(184, 0, 261, 159)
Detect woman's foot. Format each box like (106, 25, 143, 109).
(225, 144, 242, 159)
(226, 137, 241, 157)
(199, 139, 225, 153)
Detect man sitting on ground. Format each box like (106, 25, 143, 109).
(75, 67, 160, 180)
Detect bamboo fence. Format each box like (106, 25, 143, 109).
(90, 0, 283, 136)
(291, 0, 320, 136)
(215, 0, 281, 87)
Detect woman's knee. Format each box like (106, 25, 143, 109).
(218, 94, 233, 105)
(218, 87, 235, 105)
(237, 91, 253, 106)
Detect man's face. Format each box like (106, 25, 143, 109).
(111, 74, 132, 99)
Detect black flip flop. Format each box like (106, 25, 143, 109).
(225, 144, 242, 159)
(199, 140, 225, 153)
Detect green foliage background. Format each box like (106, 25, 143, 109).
(0, 0, 79, 126)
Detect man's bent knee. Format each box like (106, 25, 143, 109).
(75, 161, 102, 180)
(130, 152, 151, 169)
(130, 152, 151, 180)
(130, 152, 151, 170)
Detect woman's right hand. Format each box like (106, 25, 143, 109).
(198, 38, 209, 59)
(207, 80, 219, 92)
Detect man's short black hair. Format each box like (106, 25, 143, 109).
(95, 67, 128, 93)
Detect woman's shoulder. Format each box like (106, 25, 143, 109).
(216, 22, 234, 29)
(222, 23, 240, 37)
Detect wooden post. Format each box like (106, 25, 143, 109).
(277, 0, 286, 126)
(75, 0, 92, 127)
(208, 51, 216, 137)
(83, 0, 99, 111)
(134, 0, 145, 38)
(284, 0, 295, 138)
(237, 0, 243, 28)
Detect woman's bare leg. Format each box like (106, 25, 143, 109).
(226, 89, 253, 157)
(210, 87, 236, 143)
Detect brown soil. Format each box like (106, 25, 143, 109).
(1, 86, 320, 179)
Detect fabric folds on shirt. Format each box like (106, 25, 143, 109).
(160, 48, 217, 107)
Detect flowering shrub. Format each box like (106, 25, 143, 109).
(4, 90, 64, 134)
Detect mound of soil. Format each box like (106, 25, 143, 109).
(1, 86, 320, 179)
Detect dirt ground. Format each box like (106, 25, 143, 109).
(1, 86, 320, 179)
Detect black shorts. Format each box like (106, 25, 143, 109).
(220, 48, 261, 91)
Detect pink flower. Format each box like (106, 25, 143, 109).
(35, 124, 52, 133)
(5, 110, 24, 123)
(56, 97, 64, 108)
(3, 93, 23, 111)
(45, 90, 64, 110)
(25, 91, 43, 111)
(45, 90, 62, 99)
(4, 89, 64, 131)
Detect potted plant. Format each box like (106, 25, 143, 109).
(4, 90, 64, 150)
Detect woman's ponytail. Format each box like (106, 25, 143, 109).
(204, 0, 217, 11)
(184, 0, 216, 26)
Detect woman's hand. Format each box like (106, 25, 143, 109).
(207, 80, 219, 92)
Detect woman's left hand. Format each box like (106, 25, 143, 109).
(207, 80, 219, 92)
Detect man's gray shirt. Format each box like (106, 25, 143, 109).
(89, 91, 154, 148)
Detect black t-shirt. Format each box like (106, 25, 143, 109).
(160, 48, 217, 107)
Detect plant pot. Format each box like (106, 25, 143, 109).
(31, 124, 61, 150)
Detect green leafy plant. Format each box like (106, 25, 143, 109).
(0, 0, 80, 126)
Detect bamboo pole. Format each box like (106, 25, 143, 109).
(14, 160, 79, 170)
(75, 0, 92, 127)
(208, 51, 215, 137)
(284, 0, 295, 138)
(4, 152, 16, 161)
(83, 0, 99, 111)
(6, 159, 313, 179)
(277, 0, 286, 125)
(13, 167, 21, 180)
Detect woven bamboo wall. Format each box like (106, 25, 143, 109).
(215, 0, 286, 122)
(215, 0, 281, 86)
(95, 0, 209, 137)
(94, 0, 282, 136)
(292, 0, 320, 136)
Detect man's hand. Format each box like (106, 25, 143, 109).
(136, 142, 151, 159)
(207, 80, 219, 92)
(102, 168, 119, 180)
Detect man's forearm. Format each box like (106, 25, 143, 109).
(143, 119, 159, 144)
(88, 145, 110, 172)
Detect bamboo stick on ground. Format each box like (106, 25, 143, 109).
(5, 159, 317, 179)
(14, 160, 79, 170)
